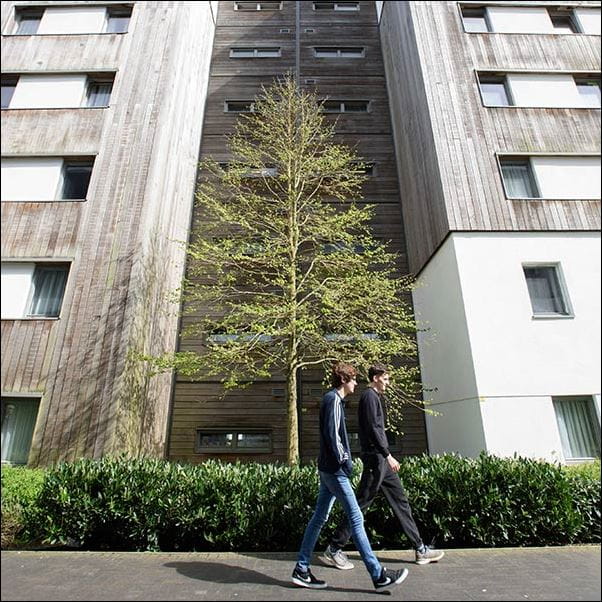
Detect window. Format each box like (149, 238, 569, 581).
(500, 158, 539, 198)
(314, 47, 365, 58)
(479, 75, 512, 106)
(575, 78, 601, 108)
(549, 10, 580, 33)
(61, 161, 93, 199)
(1, 76, 18, 109)
(461, 7, 490, 32)
(1, 397, 40, 464)
(234, 1, 282, 9)
(224, 100, 254, 112)
(350, 160, 375, 176)
(553, 397, 600, 461)
(105, 7, 131, 33)
(229, 47, 281, 58)
(523, 265, 570, 317)
(196, 429, 272, 453)
(322, 100, 370, 113)
(27, 265, 69, 317)
(1, 262, 70, 319)
(313, 1, 360, 11)
(86, 78, 113, 107)
(14, 8, 43, 34)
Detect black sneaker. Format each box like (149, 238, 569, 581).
(291, 566, 328, 589)
(373, 567, 409, 591)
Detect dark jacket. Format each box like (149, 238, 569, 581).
(318, 389, 353, 476)
(358, 387, 390, 458)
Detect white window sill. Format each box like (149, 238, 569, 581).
(531, 314, 574, 320)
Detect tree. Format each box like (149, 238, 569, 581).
(148, 75, 419, 465)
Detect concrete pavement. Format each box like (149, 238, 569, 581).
(1, 546, 600, 601)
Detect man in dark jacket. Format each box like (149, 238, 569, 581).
(321, 363, 444, 569)
(292, 361, 409, 592)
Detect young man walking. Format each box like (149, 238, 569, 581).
(291, 361, 409, 592)
(321, 363, 444, 570)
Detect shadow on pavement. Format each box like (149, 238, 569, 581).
(164, 561, 379, 594)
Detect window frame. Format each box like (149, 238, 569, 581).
(498, 156, 540, 199)
(1, 76, 19, 109)
(552, 396, 601, 462)
(460, 6, 492, 33)
(85, 75, 114, 108)
(13, 7, 44, 35)
(314, 46, 365, 58)
(105, 6, 132, 33)
(234, 1, 283, 10)
(59, 159, 94, 200)
(477, 73, 513, 107)
(224, 100, 255, 113)
(522, 262, 573, 319)
(195, 428, 273, 453)
(24, 263, 70, 318)
(1, 395, 41, 465)
(229, 47, 282, 58)
(574, 76, 602, 108)
(313, 1, 360, 11)
(321, 99, 370, 113)
(548, 8, 581, 33)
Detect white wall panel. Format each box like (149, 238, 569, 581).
(1, 157, 63, 201)
(574, 8, 601, 35)
(532, 156, 601, 200)
(37, 6, 108, 35)
(0, 263, 34, 319)
(507, 73, 582, 108)
(10, 74, 87, 109)
(486, 6, 553, 33)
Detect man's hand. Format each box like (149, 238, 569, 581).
(387, 454, 400, 472)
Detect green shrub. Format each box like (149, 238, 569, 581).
(12, 453, 601, 551)
(1, 465, 45, 548)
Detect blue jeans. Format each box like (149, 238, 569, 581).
(296, 470, 382, 580)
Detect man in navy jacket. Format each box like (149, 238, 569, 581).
(291, 361, 409, 592)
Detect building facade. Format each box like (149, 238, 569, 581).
(1, 1, 217, 464)
(378, 0, 601, 463)
(1, 1, 600, 466)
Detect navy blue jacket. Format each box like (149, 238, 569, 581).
(318, 389, 353, 476)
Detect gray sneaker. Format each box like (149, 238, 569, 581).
(415, 545, 445, 565)
(320, 545, 354, 570)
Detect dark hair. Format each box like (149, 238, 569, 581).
(368, 363, 388, 382)
(331, 362, 357, 387)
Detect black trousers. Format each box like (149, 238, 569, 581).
(330, 453, 423, 550)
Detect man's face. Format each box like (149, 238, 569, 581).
(343, 375, 357, 396)
(373, 372, 390, 394)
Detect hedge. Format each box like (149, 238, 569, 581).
(1, 453, 599, 551)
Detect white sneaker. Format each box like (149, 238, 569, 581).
(415, 545, 445, 565)
(320, 545, 354, 570)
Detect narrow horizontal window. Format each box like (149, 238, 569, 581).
(523, 264, 570, 316)
(196, 429, 272, 453)
(321, 100, 369, 113)
(224, 100, 254, 112)
(313, 1, 360, 11)
(234, 1, 282, 10)
(314, 46, 365, 58)
(230, 47, 281, 58)
(349, 161, 375, 176)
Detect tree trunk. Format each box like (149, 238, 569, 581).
(286, 367, 299, 465)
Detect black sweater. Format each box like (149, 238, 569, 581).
(358, 387, 390, 458)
